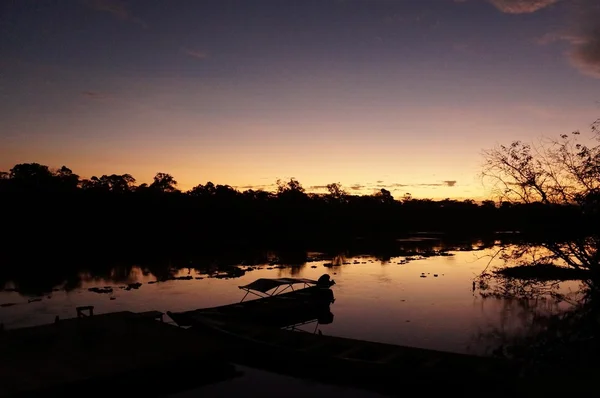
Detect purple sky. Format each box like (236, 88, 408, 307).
(1, 0, 599, 198)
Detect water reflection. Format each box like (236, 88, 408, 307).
(0, 237, 586, 357)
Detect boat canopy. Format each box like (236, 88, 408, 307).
(239, 277, 317, 294)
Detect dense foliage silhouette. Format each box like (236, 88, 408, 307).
(0, 162, 592, 266)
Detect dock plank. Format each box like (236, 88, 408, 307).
(0, 311, 238, 397)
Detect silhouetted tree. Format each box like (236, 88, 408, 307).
(480, 117, 600, 293)
(481, 200, 496, 209)
(326, 182, 347, 203)
(276, 178, 307, 202)
(373, 188, 394, 204)
(82, 174, 136, 192)
(8, 163, 55, 192)
(54, 166, 79, 191)
(277, 178, 305, 194)
(187, 182, 216, 197)
(150, 172, 178, 193)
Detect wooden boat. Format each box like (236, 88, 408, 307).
(168, 309, 522, 395)
(168, 274, 523, 395)
(168, 274, 335, 328)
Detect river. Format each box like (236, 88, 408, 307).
(0, 242, 578, 356)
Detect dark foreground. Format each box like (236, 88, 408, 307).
(0, 311, 597, 397)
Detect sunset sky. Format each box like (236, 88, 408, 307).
(1, 0, 599, 199)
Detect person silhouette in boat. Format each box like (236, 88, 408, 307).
(317, 274, 335, 288)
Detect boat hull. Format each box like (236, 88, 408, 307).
(169, 285, 334, 328)
(166, 312, 523, 396)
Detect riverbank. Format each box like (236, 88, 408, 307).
(3, 310, 599, 397)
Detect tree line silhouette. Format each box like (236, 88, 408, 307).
(0, 161, 594, 268)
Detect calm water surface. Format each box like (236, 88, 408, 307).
(0, 247, 576, 355)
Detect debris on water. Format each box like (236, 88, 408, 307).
(125, 283, 142, 291)
(0, 303, 17, 307)
(311, 266, 317, 268)
(110, 297, 116, 300)
(434, 274, 438, 277)
(88, 287, 113, 294)
(195, 277, 204, 280)
(28, 298, 42, 303)
(267, 267, 274, 270)
(323, 263, 333, 267)
(147, 281, 157, 284)
(171, 275, 193, 281)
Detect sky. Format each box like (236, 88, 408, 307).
(1, 0, 599, 199)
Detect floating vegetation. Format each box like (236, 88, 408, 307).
(88, 287, 113, 294)
(495, 263, 590, 282)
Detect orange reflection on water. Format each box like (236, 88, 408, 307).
(0, 248, 581, 355)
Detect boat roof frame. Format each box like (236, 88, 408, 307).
(238, 277, 318, 302)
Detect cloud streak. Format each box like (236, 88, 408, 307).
(81, 91, 105, 99)
(232, 180, 458, 194)
(568, 1, 600, 78)
(181, 48, 209, 60)
(535, 1, 600, 78)
(84, 0, 147, 27)
(487, 0, 560, 14)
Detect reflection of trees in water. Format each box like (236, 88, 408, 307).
(2, 237, 501, 296)
(474, 270, 598, 366)
(476, 120, 600, 364)
(474, 294, 568, 356)
(475, 291, 598, 371)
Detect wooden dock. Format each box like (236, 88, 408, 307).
(0, 311, 239, 397)
(2, 309, 598, 397)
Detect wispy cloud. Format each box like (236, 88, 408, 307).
(534, 1, 600, 78)
(84, 0, 147, 27)
(487, 0, 560, 14)
(81, 90, 106, 100)
(349, 184, 364, 191)
(181, 48, 209, 60)
(386, 181, 458, 188)
(235, 184, 275, 191)
(568, 1, 600, 78)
